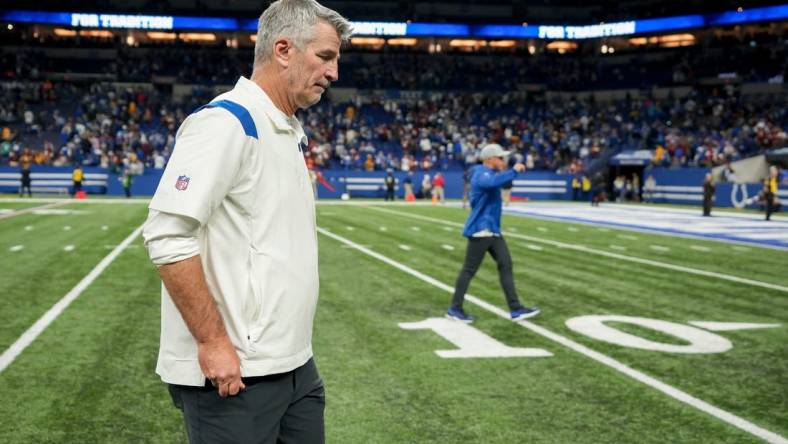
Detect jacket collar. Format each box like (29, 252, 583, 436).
(235, 77, 307, 144)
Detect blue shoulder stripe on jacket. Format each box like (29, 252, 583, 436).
(194, 99, 258, 139)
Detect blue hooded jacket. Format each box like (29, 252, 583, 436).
(462, 165, 518, 237)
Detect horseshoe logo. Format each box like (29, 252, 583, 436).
(731, 183, 748, 209)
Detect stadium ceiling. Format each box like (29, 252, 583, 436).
(1, 0, 785, 24)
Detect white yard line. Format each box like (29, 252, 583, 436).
(691, 246, 712, 252)
(441, 244, 455, 251)
(317, 226, 788, 444)
(0, 201, 69, 221)
(0, 198, 150, 204)
(9, 245, 24, 252)
(367, 206, 788, 294)
(525, 244, 544, 251)
(0, 224, 144, 374)
(63, 245, 75, 252)
(609, 245, 627, 251)
(649, 245, 670, 252)
(398, 244, 412, 251)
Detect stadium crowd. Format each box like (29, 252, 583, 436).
(3, 33, 786, 90)
(2, 28, 787, 174)
(1, 77, 785, 175)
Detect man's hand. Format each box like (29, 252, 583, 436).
(157, 256, 245, 397)
(199, 336, 246, 397)
(513, 163, 526, 173)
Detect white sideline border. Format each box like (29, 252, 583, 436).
(0, 201, 70, 220)
(366, 206, 788, 294)
(317, 226, 788, 444)
(0, 198, 150, 205)
(0, 224, 145, 374)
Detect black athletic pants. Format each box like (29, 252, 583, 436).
(451, 236, 523, 311)
(703, 195, 713, 216)
(765, 191, 775, 220)
(168, 358, 325, 444)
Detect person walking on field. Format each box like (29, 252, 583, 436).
(142, 1, 351, 442)
(447, 144, 541, 323)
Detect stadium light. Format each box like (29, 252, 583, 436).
(179, 32, 216, 41)
(350, 37, 385, 47)
(79, 30, 113, 38)
(629, 33, 696, 47)
(546, 41, 577, 53)
(489, 40, 516, 48)
(147, 31, 176, 40)
(387, 38, 417, 46)
(53, 27, 77, 37)
(449, 39, 487, 47)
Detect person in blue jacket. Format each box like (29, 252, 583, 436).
(446, 143, 541, 323)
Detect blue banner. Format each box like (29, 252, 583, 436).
(3, 4, 787, 37)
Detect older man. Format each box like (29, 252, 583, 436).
(142, 1, 351, 442)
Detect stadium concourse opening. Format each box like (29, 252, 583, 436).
(0, 1, 787, 443)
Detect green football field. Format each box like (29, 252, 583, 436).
(0, 199, 786, 443)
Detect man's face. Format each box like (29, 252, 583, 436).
(288, 21, 341, 110)
(491, 156, 506, 170)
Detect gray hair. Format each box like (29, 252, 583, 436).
(253, 0, 352, 65)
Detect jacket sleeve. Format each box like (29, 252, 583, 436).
(148, 108, 250, 226)
(474, 168, 517, 190)
(142, 209, 200, 265)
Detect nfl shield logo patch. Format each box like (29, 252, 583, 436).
(175, 175, 190, 191)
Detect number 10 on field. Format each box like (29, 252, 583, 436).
(399, 315, 781, 358)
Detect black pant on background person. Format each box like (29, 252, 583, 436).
(703, 196, 713, 216)
(20, 182, 31, 197)
(451, 236, 523, 311)
(168, 358, 325, 444)
(765, 190, 775, 221)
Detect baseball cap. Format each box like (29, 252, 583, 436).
(480, 144, 510, 160)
